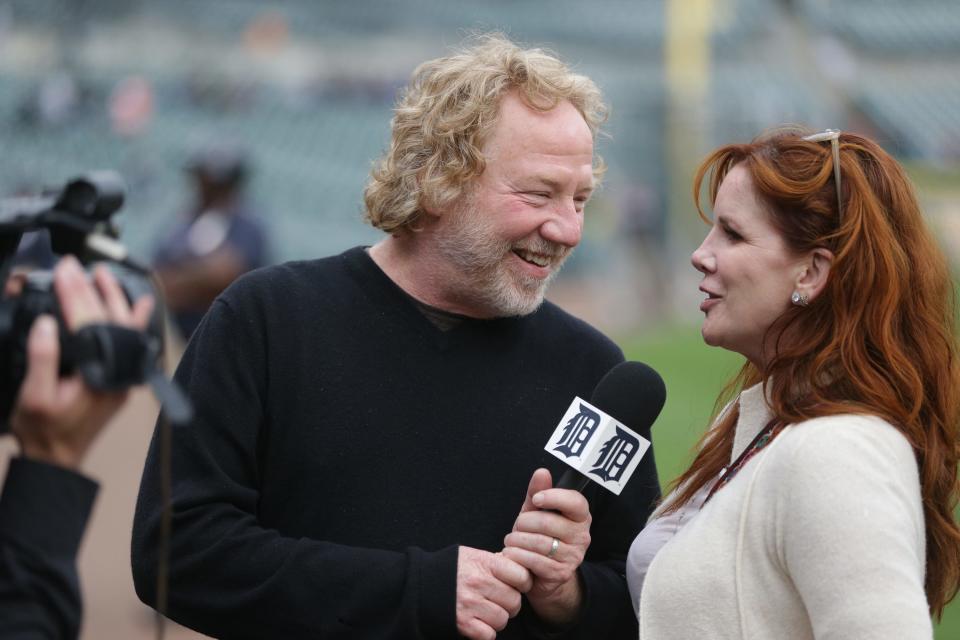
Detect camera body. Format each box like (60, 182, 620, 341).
(0, 172, 165, 430)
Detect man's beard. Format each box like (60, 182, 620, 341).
(435, 197, 571, 317)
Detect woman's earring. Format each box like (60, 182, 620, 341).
(791, 291, 809, 307)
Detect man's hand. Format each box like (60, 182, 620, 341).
(502, 468, 592, 627)
(456, 546, 533, 640)
(10, 256, 154, 469)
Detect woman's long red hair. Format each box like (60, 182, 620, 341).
(666, 128, 960, 617)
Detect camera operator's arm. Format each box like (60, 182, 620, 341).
(0, 256, 153, 639)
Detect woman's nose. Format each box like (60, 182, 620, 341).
(691, 239, 715, 274)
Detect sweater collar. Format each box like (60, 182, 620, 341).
(731, 381, 775, 462)
(343, 246, 527, 342)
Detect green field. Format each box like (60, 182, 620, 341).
(619, 323, 960, 638)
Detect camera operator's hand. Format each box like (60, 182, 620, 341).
(10, 256, 154, 469)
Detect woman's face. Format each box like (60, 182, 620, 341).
(691, 164, 806, 367)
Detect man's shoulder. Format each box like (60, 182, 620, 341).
(526, 300, 623, 359)
(531, 299, 611, 338)
(218, 247, 365, 307)
(234, 248, 361, 286)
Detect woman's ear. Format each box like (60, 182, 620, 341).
(796, 248, 834, 303)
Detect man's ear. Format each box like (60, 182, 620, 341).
(423, 205, 446, 219)
(418, 193, 442, 219)
(419, 185, 459, 220)
(796, 247, 834, 303)
(421, 171, 479, 220)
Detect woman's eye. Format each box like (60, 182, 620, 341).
(723, 226, 742, 241)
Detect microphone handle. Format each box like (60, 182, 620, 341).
(555, 467, 591, 492)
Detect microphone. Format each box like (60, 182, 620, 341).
(548, 361, 666, 493)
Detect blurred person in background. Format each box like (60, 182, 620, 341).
(152, 141, 270, 341)
(0, 256, 153, 639)
(627, 129, 960, 638)
(132, 33, 660, 640)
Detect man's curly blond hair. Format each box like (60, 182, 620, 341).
(363, 33, 607, 234)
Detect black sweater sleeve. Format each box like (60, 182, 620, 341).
(0, 458, 98, 640)
(131, 298, 458, 639)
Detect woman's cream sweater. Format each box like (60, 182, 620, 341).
(635, 383, 931, 639)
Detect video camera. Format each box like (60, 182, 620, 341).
(0, 172, 191, 430)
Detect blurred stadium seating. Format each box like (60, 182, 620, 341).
(800, 0, 960, 54)
(0, 0, 957, 263)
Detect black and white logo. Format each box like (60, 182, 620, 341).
(553, 403, 601, 459)
(588, 427, 640, 484)
(545, 397, 651, 495)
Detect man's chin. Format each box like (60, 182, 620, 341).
(512, 295, 546, 317)
(473, 266, 554, 317)
(495, 284, 548, 317)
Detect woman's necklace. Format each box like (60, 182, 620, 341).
(703, 416, 788, 506)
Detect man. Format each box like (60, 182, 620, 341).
(132, 34, 659, 639)
(0, 257, 153, 638)
(152, 141, 270, 340)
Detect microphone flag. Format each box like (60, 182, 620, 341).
(544, 396, 651, 495)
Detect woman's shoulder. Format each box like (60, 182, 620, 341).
(765, 413, 919, 495)
(780, 413, 913, 456)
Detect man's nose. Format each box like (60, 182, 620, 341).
(540, 199, 582, 248)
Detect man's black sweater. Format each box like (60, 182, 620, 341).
(132, 247, 660, 639)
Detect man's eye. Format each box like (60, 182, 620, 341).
(521, 192, 550, 205)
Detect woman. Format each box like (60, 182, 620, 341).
(627, 128, 960, 638)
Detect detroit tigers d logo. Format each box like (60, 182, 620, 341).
(588, 426, 640, 484)
(553, 403, 601, 459)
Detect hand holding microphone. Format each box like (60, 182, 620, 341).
(503, 362, 666, 626)
(502, 468, 592, 625)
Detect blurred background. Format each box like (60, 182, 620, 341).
(0, 0, 957, 637)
